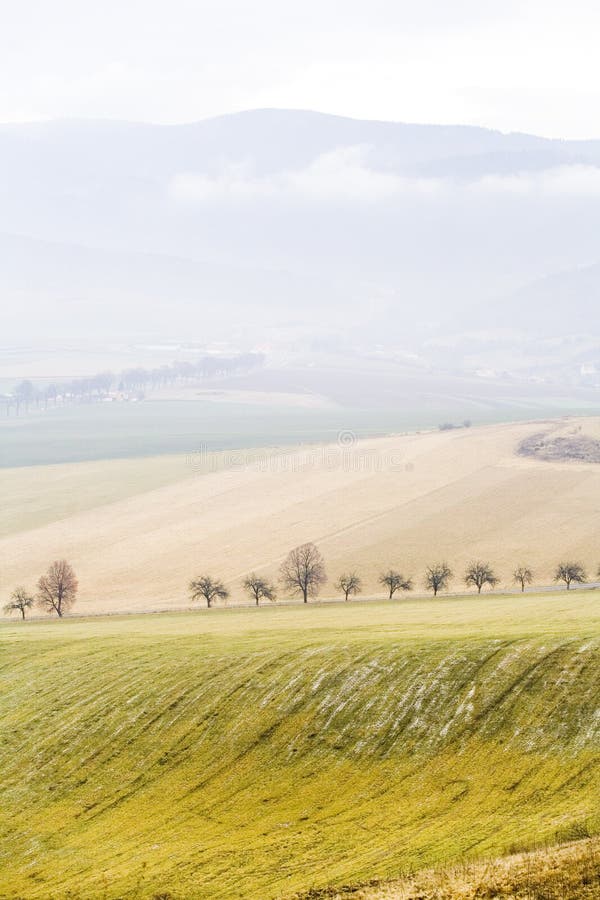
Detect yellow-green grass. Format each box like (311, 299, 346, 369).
(1, 592, 599, 899)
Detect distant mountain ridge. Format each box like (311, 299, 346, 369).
(1, 108, 599, 346)
(501, 262, 600, 333)
(3, 108, 600, 178)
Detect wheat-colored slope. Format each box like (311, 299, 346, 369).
(2, 418, 600, 614)
(299, 837, 600, 899)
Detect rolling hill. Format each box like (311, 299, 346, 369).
(495, 259, 600, 335)
(1, 594, 599, 898)
(2, 418, 600, 615)
(0, 231, 344, 342)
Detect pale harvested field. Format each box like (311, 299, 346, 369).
(2, 417, 600, 615)
(306, 837, 600, 899)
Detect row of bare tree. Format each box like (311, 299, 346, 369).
(3, 353, 265, 416)
(2, 553, 595, 619)
(188, 546, 595, 608)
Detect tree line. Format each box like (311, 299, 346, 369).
(4, 553, 595, 619)
(2, 353, 265, 416)
(190, 554, 595, 608)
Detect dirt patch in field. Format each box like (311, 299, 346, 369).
(518, 431, 600, 463)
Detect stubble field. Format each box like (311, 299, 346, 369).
(2, 418, 600, 615)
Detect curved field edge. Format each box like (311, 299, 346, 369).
(294, 836, 600, 899)
(4, 417, 600, 617)
(0, 604, 599, 898)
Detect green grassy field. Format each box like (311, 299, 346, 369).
(3, 385, 599, 468)
(1, 592, 599, 899)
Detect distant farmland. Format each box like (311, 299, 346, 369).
(2, 362, 600, 468)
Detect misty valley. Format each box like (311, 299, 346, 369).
(2, 12, 600, 897)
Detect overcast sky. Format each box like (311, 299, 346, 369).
(1, 0, 600, 138)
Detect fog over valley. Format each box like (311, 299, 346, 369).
(2, 110, 600, 359)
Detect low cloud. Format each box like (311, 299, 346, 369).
(474, 165, 600, 197)
(169, 149, 600, 209)
(169, 146, 442, 207)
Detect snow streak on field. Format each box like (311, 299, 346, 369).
(1, 595, 599, 898)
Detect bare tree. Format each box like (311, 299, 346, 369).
(280, 543, 326, 603)
(379, 570, 413, 599)
(14, 379, 36, 415)
(554, 562, 587, 591)
(513, 566, 534, 593)
(189, 575, 229, 608)
(36, 560, 78, 617)
(3, 587, 34, 619)
(243, 573, 276, 606)
(335, 572, 362, 601)
(424, 563, 453, 597)
(464, 561, 499, 594)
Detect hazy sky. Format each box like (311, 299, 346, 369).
(1, 0, 600, 137)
